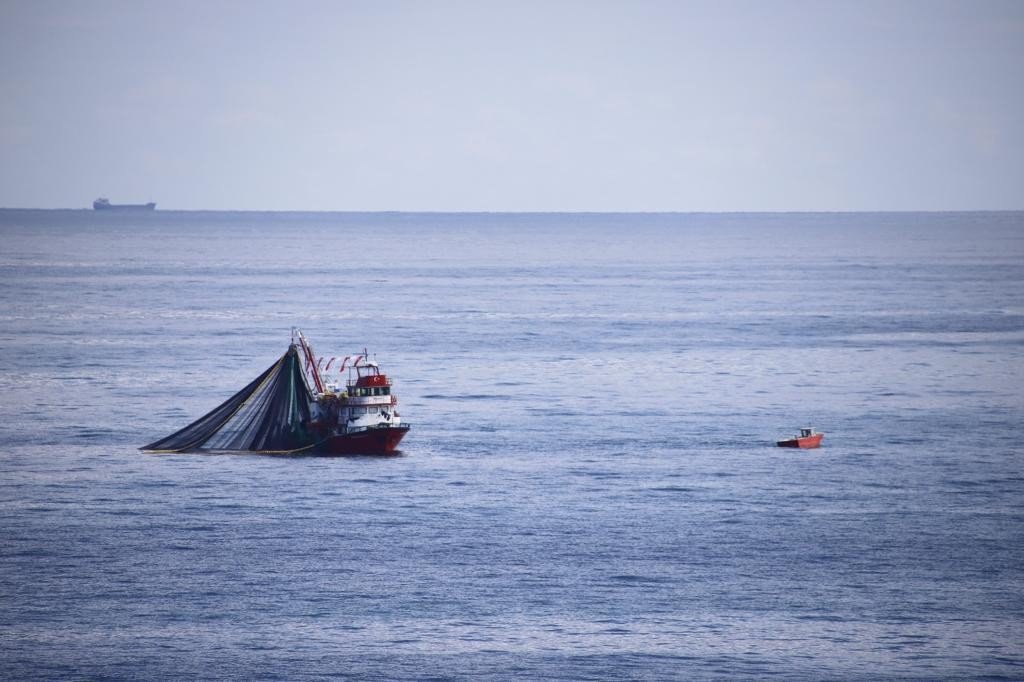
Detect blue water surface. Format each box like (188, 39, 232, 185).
(1, 210, 1022, 679)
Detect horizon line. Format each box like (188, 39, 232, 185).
(2, 206, 1023, 215)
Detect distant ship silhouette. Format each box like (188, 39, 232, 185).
(93, 197, 156, 211)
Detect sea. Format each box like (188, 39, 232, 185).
(0, 209, 1022, 680)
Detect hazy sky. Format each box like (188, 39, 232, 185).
(1, 0, 1022, 211)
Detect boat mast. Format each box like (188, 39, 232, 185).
(293, 328, 325, 394)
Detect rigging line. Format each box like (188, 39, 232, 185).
(249, 436, 332, 455)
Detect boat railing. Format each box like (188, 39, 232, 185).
(345, 423, 411, 435)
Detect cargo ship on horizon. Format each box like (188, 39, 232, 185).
(93, 197, 156, 211)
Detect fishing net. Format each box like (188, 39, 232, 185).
(141, 345, 318, 453)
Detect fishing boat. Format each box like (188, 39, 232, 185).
(141, 330, 409, 455)
(776, 427, 823, 449)
(296, 332, 410, 455)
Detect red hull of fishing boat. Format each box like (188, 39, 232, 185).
(320, 425, 409, 455)
(776, 433, 823, 448)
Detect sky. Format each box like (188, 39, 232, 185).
(1, 0, 1022, 211)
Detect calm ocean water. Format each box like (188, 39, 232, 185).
(1, 210, 1022, 679)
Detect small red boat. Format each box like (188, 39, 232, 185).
(776, 427, 823, 449)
